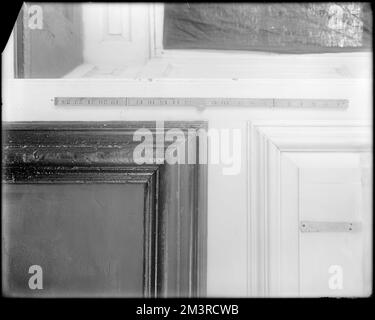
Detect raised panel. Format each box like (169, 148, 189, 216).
(248, 121, 371, 297)
(3, 183, 145, 297)
(82, 4, 149, 67)
(300, 231, 364, 296)
(291, 153, 365, 297)
(300, 167, 362, 221)
(104, 4, 131, 40)
(2, 121, 208, 298)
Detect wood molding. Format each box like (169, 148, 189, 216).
(2, 121, 208, 298)
(247, 121, 371, 297)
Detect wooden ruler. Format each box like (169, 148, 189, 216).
(54, 97, 348, 108)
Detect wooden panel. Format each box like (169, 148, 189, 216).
(104, 3, 131, 40)
(107, 4, 123, 35)
(81, 4, 149, 67)
(3, 183, 144, 297)
(16, 3, 83, 78)
(2, 121, 208, 297)
(298, 160, 364, 297)
(248, 121, 371, 297)
(280, 152, 367, 297)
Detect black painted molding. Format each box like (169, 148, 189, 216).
(2, 121, 208, 297)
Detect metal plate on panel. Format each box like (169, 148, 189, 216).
(300, 221, 361, 233)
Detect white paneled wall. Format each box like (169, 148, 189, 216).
(1, 3, 373, 297)
(248, 122, 371, 297)
(78, 3, 372, 79)
(81, 3, 150, 67)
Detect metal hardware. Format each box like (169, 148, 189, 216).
(300, 221, 361, 233)
(54, 97, 349, 109)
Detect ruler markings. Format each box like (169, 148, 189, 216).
(54, 97, 348, 108)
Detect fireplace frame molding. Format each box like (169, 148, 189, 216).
(2, 121, 207, 298)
